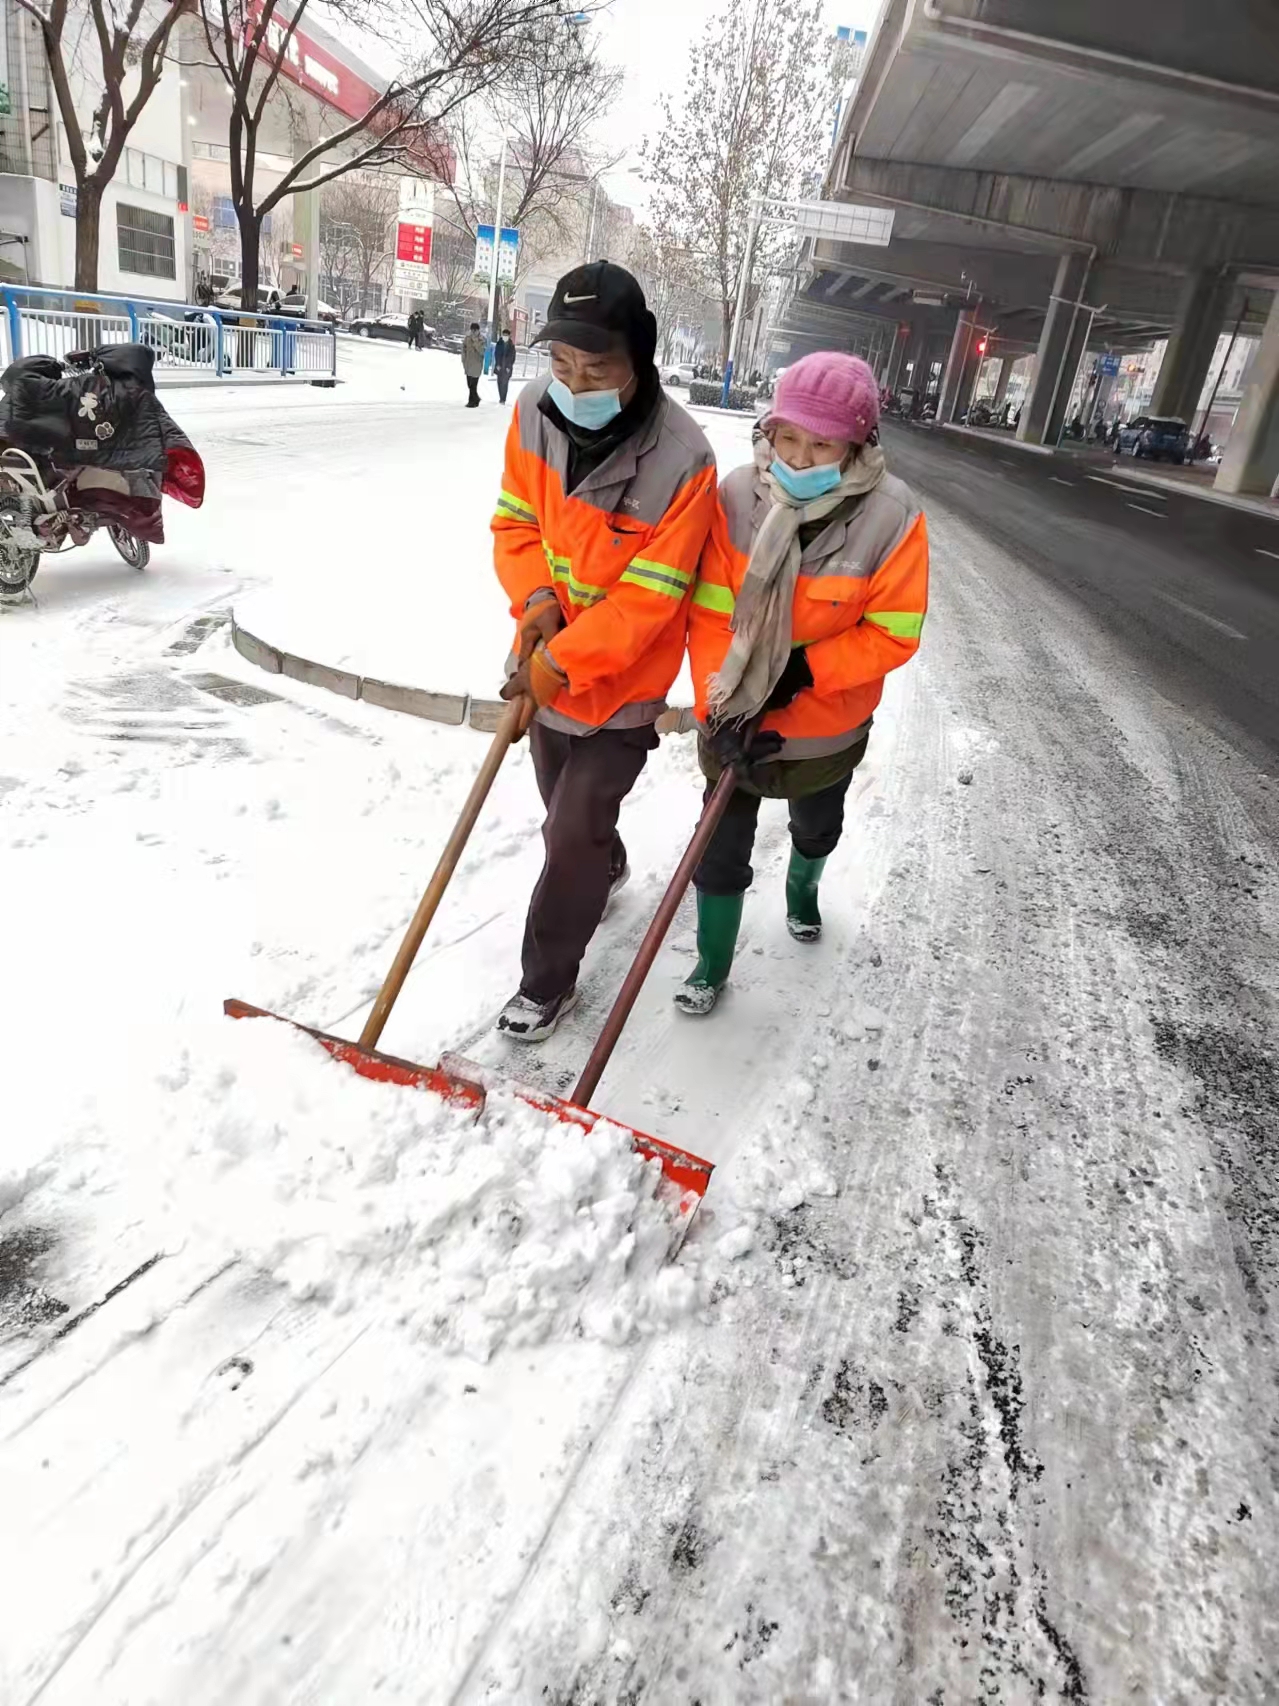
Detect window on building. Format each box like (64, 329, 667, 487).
(124, 146, 181, 200)
(117, 203, 176, 279)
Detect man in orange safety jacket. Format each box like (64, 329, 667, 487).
(492, 261, 718, 1040)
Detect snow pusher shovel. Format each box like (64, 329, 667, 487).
(224, 697, 722, 1212)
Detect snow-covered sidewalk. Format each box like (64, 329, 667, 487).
(2, 340, 1275, 1703)
(227, 342, 750, 700)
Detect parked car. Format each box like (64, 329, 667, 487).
(434, 331, 466, 354)
(347, 313, 430, 344)
(1115, 415, 1190, 462)
(277, 292, 339, 323)
(662, 362, 697, 387)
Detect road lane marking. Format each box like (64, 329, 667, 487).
(998, 458, 1019, 467)
(1087, 475, 1166, 497)
(1127, 503, 1166, 517)
(1155, 591, 1248, 640)
(1049, 476, 1076, 486)
(1257, 548, 1279, 560)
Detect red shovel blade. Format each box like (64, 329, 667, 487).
(223, 999, 713, 1204)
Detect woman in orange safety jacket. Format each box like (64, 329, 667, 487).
(677, 350, 929, 1015)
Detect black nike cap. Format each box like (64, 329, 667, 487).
(532, 260, 657, 367)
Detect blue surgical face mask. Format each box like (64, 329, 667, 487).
(770, 455, 843, 501)
(548, 375, 624, 430)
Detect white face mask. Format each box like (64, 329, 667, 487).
(548, 375, 626, 430)
(769, 455, 843, 500)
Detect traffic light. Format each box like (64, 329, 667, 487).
(976, 338, 987, 355)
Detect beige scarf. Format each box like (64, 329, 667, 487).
(707, 444, 887, 725)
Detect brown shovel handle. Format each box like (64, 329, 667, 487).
(358, 697, 525, 1051)
(570, 758, 741, 1109)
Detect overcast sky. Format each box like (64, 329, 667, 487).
(594, 0, 885, 215)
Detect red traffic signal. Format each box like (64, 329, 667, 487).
(976, 338, 988, 355)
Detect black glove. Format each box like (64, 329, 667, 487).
(764, 647, 813, 711)
(706, 720, 784, 774)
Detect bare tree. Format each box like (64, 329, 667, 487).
(440, 16, 621, 321)
(14, 0, 189, 288)
(643, 0, 828, 368)
(320, 173, 397, 313)
(194, 0, 578, 309)
(426, 209, 480, 311)
(630, 223, 716, 364)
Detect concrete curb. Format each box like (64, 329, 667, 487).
(940, 422, 1054, 456)
(229, 614, 697, 736)
(231, 613, 505, 732)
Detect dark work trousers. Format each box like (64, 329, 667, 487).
(466, 376, 480, 406)
(496, 371, 511, 403)
(695, 768, 858, 898)
(521, 720, 659, 1002)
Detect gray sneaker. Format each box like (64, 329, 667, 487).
(495, 986, 579, 1043)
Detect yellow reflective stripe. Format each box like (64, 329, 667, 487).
(864, 610, 924, 640)
(496, 488, 536, 522)
(620, 557, 693, 598)
(539, 541, 606, 606)
(692, 580, 735, 615)
(630, 556, 693, 589)
(557, 570, 607, 607)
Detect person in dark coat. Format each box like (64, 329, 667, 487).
(407, 309, 424, 350)
(461, 322, 486, 405)
(493, 328, 516, 403)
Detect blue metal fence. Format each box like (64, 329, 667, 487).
(0, 286, 338, 383)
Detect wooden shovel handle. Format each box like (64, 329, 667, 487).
(570, 760, 740, 1108)
(571, 717, 763, 1110)
(358, 697, 524, 1051)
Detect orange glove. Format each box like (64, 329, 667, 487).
(500, 643, 568, 734)
(517, 593, 565, 662)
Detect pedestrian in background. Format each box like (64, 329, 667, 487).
(493, 327, 516, 404)
(462, 322, 486, 407)
(678, 350, 929, 1015)
(407, 309, 424, 351)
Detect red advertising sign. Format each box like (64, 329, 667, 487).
(246, 5, 454, 179)
(192, 214, 210, 233)
(255, 10, 381, 122)
(395, 222, 432, 265)
(292, 243, 304, 258)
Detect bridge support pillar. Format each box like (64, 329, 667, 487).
(1150, 269, 1233, 424)
(939, 309, 980, 423)
(1215, 291, 1279, 497)
(1017, 253, 1091, 446)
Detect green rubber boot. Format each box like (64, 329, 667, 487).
(786, 851, 828, 943)
(673, 891, 744, 1016)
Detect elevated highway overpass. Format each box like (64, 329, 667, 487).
(781, 0, 1279, 494)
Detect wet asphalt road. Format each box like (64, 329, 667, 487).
(882, 422, 1279, 780)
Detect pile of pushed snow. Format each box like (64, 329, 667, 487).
(20, 1019, 704, 1363)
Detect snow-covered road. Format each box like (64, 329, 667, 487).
(1, 347, 1275, 1703)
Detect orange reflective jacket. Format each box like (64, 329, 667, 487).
(492, 377, 718, 731)
(690, 463, 929, 757)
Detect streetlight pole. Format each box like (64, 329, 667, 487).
(583, 179, 600, 265)
(486, 135, 508, 342)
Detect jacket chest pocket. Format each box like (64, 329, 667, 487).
(799, 570, 867, 636)
(607, 522, 653, 559)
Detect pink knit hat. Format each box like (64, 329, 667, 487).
(765, 351, 879, 446)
